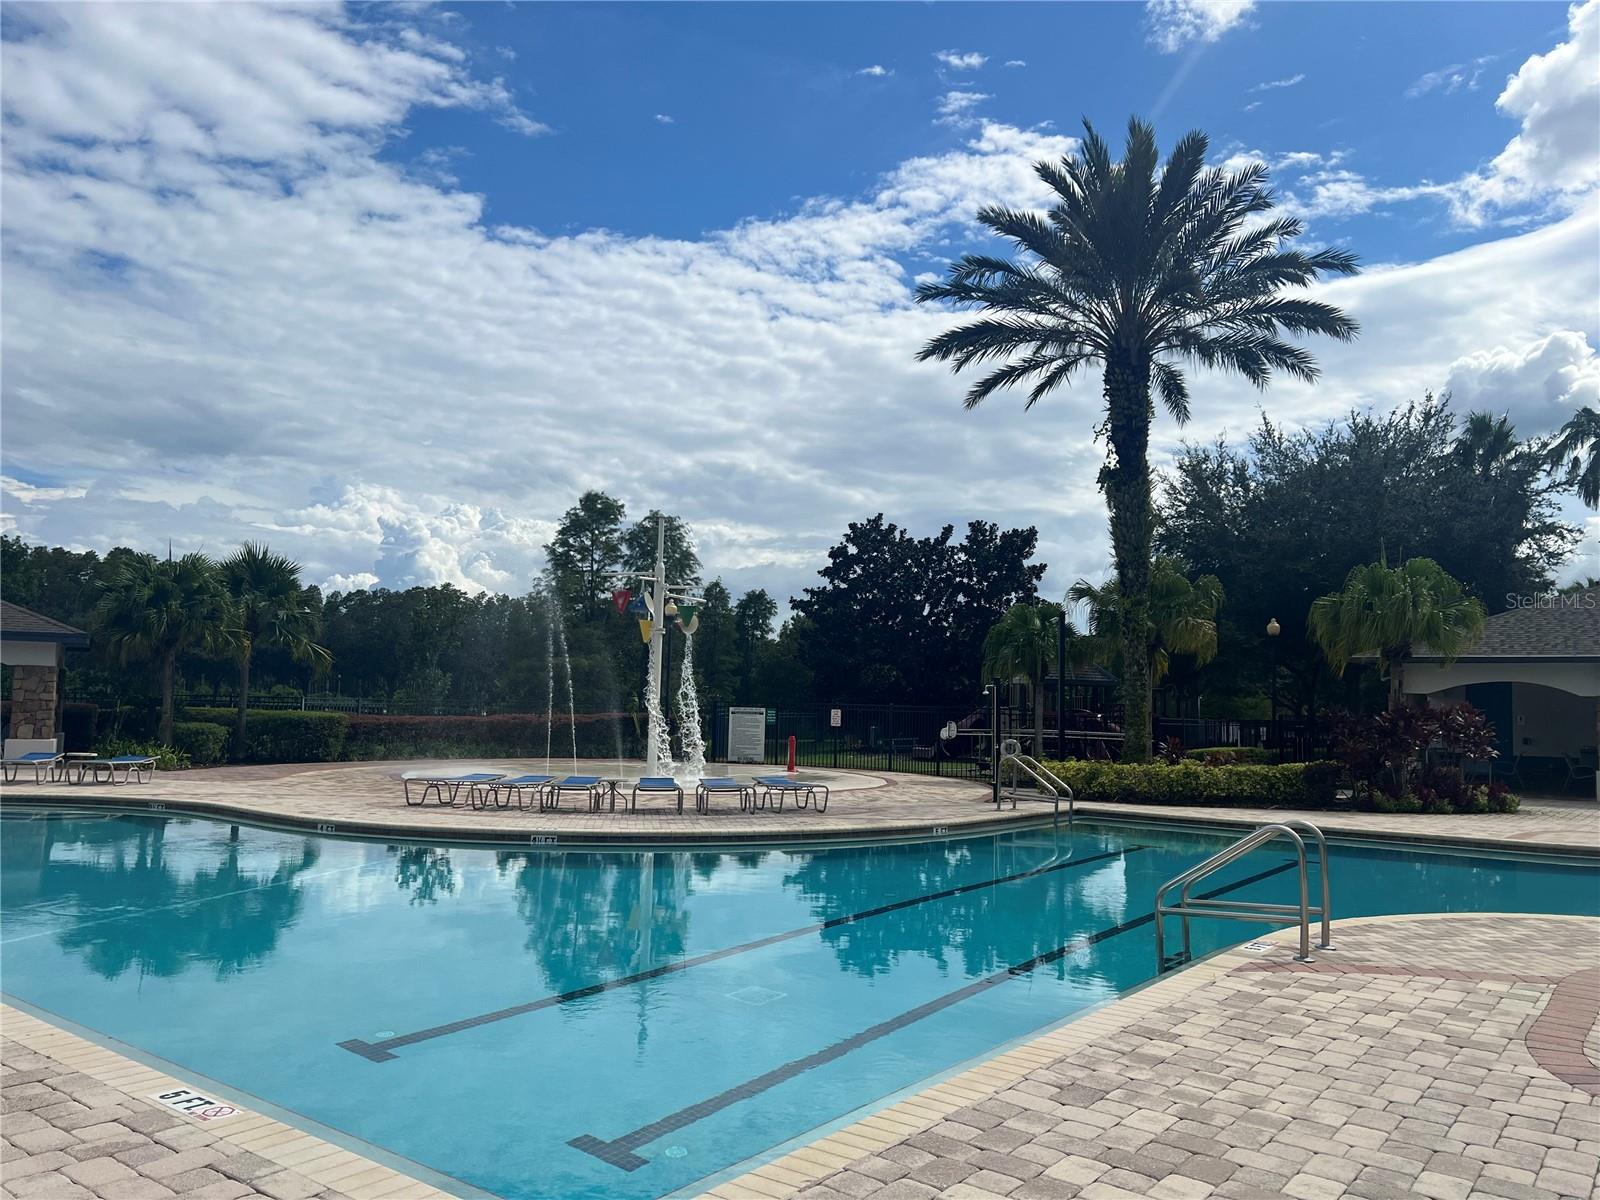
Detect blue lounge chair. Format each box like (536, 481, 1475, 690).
(3, 751, 62, 784)
(754, 774, 830, 813)
(86, 755, 156, 785)
(403, 772, 504, 806)
(546, 775, 608, 811)
(628, 777, 683, 814)
(476, 774, 557, 811)
(695, 776, 754, 813)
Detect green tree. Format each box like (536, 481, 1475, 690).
(981, 601, 1061, 757)
(622, 511, 701, 589)
(1548, 406, 1599, 508)
(94, 554, 235, 744)
(1068, 558, 1223, 716)
(220, 543, 330, 757)
(693, 579, 738, 698)
(545, 491, 627, 620)
(733, 589, 778, 703)
(915, 118, 1359, 760)
(1308, 557, 1486, 708)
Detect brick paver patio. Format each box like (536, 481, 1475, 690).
(2, 761, 1595, 852)
(699, 913, 1600, 1200)
(0, 1006, 455, 1200)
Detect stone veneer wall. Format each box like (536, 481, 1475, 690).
(8, 662, 60, 741)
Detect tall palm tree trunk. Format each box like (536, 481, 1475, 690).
(159, 648, 177, 746)
(1103, 354, 1154, 763)
(234, 638, 253, 760)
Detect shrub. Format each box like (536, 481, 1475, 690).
(184, 708, 348, 762)
(172, 721, 228, 766)
(94, 738, 189, 772)
(1038, 758, 1345, 809)
(342, 712, 637, 761)
(1184, 746, 1273, 766)
(1332, 702, 1505, 815)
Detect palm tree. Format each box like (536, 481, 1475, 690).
(1307, 557, 1485, 708)
(220, 543, 330, 758)
(1453, 412, 1518, 476)
(982, 601, 1061, 757)
(1547, 406, 1599, 508)
(916, 118, 1359, 761)
(94, 553, 235, 745)
(1069, 557, 1224, 689)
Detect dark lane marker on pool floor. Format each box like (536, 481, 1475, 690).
(338, 844, 1145, 1062)
(568, 859, 1301, 1171)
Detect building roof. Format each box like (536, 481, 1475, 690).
(1044, 664, 1120, 686)
(1410, 588, 1600, 661)
(0, 600, 90, 648)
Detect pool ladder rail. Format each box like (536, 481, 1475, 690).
(1154, 818, 1333, 972)
(995, 741, 1074, 829)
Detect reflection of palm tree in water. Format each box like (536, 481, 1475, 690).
(391, 846, 456, 905)
(495, 850, 694, 1000)
(785, 836, 1103, 980)
(41, 816, 320, 981)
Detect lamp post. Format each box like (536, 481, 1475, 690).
(1266, 617, 1281, 763)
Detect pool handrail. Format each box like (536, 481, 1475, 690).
(997, 742, 1073, 830)
(1153, 820, 1333, 970)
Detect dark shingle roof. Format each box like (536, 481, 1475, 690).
(0, 600, 90, 647)
(1411, 588, 1600, 660)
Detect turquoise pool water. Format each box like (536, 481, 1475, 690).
(1, 809, 1595, 1200)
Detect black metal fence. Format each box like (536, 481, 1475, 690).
(1154, 716, 1329, 762)
(705, 700, 989, 779)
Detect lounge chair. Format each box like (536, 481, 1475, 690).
(695, 776, 753, 813)
(753, 774, 830, 813)
(546, 775, 608, 811)
(3, 751, 63, 784)
(627, 777, 683, 814)
(476, 774, 557, 811)
(84, 755, 156, 785)
(403, 772, 504, 806)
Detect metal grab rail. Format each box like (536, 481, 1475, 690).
(997, 741, 1074, 829)
(1154, 820, 1334, 970)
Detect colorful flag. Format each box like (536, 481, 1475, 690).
(675, 603, 700, 635)
(626, 592, 650, 617)
(611, 588, 631, 615)
(637, 618, 652, 644)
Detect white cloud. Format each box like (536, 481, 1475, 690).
(1, 476, 89, 505)
(1443, 330, 1599, 435)
(1145, 0, 1256, 54)
(856, 65, 891, 77)
(935, 90, 991, 127)
(1004, 60, 1027, 69)
(934, 49, 987, 71)
(654, 113, 675, 124)
(1250, 73, 1304, 92)
(1406, 55, 1496, 98)
(1447, 0, 1600, 224)
(1, 2, 1595, 603)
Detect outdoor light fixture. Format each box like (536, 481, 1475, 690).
(1266, 617, 1281, 637)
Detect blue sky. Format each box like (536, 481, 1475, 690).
(1, 0, 1596, 603)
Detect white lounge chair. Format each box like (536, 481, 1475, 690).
(3, 751, 63, 784)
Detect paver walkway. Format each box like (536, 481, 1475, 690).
(4, 761, 1596, 852)
(0, 1006, 455, 1200)
(699, 912, 1600, 1200)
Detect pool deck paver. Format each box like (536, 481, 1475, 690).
(3, 760, 1596, 853)
(0, 1006, 458, 1200)
(696, 912, 1600, 1200)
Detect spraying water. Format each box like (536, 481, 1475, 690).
(644, 664, 677, 776)
(543, 595, 555, 775)
(551, 601, 579, 774)
(675, 632, 707, 780)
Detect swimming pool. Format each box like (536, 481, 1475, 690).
(1, 809, 1595, 1200)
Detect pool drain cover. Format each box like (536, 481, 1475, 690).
(664, 1146, 688, 1159)
(726, 985, 785, 1006)
(373, 1030, 396, 1039)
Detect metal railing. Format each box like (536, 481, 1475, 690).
(997, 739, 1074, 829)
(1154, 818, 1333, 970)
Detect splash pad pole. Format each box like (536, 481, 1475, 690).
(645, 516, 668, 776)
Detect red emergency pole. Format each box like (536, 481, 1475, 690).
(787, 734, 797, 773)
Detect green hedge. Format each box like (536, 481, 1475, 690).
(1039, 759, 1344, 809)
(1183, 746, 1274, 765)
(172, 721, 229, 766)
(185, 708, 349, 762)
